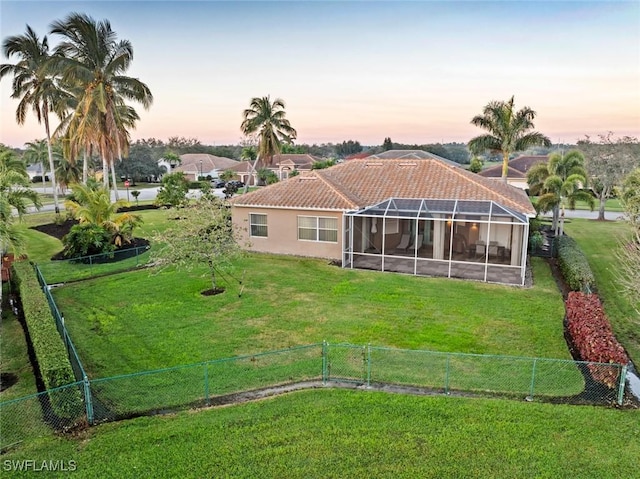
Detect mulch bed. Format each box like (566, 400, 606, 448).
(31, 220, 150, 261)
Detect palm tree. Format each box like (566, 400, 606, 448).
(23, 139, 49, 190)
(0, 145, 41, 256)
(240, 96, 297, 191)
(468, 96, 551, 182)
(1, 26, 69, 214)
(55, 154, 82, 194)
(527, 150, 594, 233)
(50, 13, 152, 200)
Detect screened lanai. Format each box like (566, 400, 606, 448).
(342, 198, 531, 286)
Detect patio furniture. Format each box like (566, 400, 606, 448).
(394, 234, 411, 253)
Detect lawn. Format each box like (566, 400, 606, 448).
(3, 389, 639, 479)
(563, 219, 640, 362)
(52, 254, 568, 379)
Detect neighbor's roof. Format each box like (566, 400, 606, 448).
(366, 149, 461, 167)
(479, 155, 548, 178)
(231, 158, 535, 215)
(176, 153, 239, 172)
(273, 154, 321, 168)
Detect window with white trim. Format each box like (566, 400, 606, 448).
(297, 216, 338, 243)
(249, 213, 268, 237)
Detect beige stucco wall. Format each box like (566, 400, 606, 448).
(232, 206, 343, 259)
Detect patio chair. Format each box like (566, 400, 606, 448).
(394, 234, 411, 253)
(410, 234, 424, 252)
(475, 240, 486, 257)
(488, 241, 499, 257)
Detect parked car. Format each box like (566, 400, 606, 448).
(212, 179, 226, 188)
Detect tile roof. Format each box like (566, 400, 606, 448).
(177, 153, 239, 172)
(273, 154, 321, 167)
(231, 158, 535, 215)
(366, 149, 461, 167)
(479, 155, 548, 178)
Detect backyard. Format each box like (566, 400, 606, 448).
(2, 210, 638, 477)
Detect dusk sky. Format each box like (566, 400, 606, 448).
(1, 0, 639, 148)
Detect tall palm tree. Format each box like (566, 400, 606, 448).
(50, 13, 152, 200)
(1, 26, 69, 214)
(527, 150, 594, 233)
(23, 139, 49, 190)
(468, 96, 551, 182)
(240, 96, 296, 190)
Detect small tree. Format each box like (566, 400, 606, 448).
(152, 195, 244, 294)
(220, 169, 235, 182)
(468, 156, 483, 173)
(131, 190, 140, 206)
(155, 172, 188, 208)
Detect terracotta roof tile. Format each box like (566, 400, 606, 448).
(232, 159, 535, 215)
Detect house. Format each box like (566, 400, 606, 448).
(224, 154, 322, 185)
(231, 155, 536, 286)
(173, 153, 239, 181)
(478, 155, 548, 190)
(274, 154, 321, 180)
(366, 149, 462, 168)
(26, 163, 48, 182)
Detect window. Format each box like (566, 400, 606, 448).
(297, 216, 338, 243)
(249, 213, 268, 237)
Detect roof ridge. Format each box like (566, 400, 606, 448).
(443, 162, 530, 212)
(314, 168, 361, 209)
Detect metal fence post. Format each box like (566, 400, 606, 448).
(204, 363, 210, 406)
(617, 364, 628, 406)
(528, 358, 538, 400)
(83, 376, 94, 425)
(444, 354, 450, 394)
(366, 344, 371, 388)
(322, 341, 327, 385)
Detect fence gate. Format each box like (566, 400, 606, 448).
(325, 343, 368, 383)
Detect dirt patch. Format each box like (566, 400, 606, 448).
(201, 287, 225, 296)
(0, 373, 18, 392)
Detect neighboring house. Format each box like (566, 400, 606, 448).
(366, 149, 462, 168)
(224, 154, 322, 185)
(173, 153, 239, 181)
(26, 163, 48, 181)
(274, 154, 321, 180)
(231, 155, 536, 286)
(478, 155, 548, 190)
(345, 152, 371, 160)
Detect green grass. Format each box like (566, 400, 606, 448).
(52, 255, 568, 379)
(3, 389, 639, 478)
(0, 284, 38, 401)
(564, 219, 640, 362)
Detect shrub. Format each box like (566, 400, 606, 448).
(63, 223, 115, 259)
(566, 292, 629, 388)
(12, 262, 82, 417)
(554, 235, 595, 292)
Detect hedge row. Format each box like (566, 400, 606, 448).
(566, 292, 629, 388)
(12, 262, 82, 417)
(554, 235, 596, 292)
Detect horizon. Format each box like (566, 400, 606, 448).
(1, 1, 639, 149)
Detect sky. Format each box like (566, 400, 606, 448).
(1, 0, 639, 148)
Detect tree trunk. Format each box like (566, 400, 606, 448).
(43, 107, 60, 215)
(110, 161, 120, 201)
(243, 157, 260, 195)
(598, 196, 606, 221)
(552, 205, 560, 235)
(102, 157, 109, 189)
(82, 149, 88, 184)
(501, 151, 509, 183)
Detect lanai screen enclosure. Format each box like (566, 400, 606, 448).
(343, 198, 530, 286)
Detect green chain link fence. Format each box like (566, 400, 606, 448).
(36, 245, 151, 284)
(0, 263, 630, 451)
